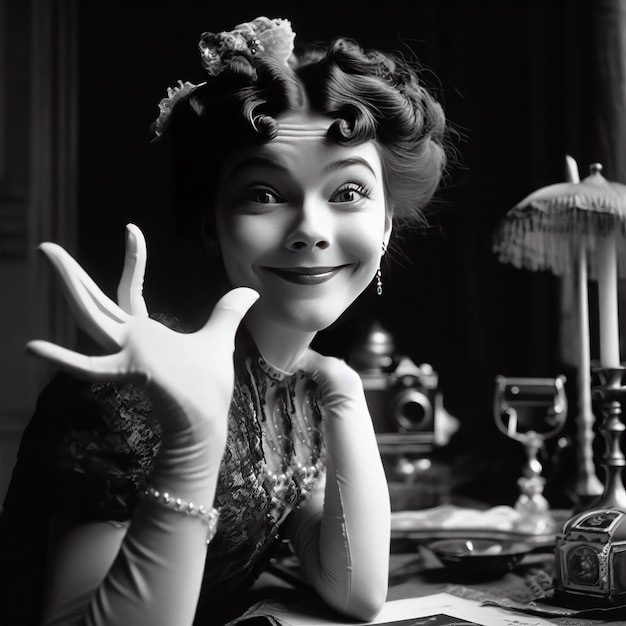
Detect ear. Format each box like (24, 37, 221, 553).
(201, 215, 221, 258)
(383, 211, 393, 251)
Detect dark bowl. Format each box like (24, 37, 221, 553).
(427, 538, 533, 574)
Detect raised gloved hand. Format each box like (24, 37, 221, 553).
(30, 225, 258, 626)
(27, 224, 258, 457)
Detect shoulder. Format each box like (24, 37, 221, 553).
(8, 322, 169, 522)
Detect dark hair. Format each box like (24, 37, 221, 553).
(162, 36, 447, 233)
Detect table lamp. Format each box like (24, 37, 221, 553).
(495, 157, 626, 606)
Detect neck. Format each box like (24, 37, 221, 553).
(245, 314, 316, 373)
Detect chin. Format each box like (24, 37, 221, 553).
(269, 301, 350, 334)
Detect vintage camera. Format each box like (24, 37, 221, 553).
(360, 357, 438, 440)
(350, 322, 438, 449)
(350, 322, 449, 508)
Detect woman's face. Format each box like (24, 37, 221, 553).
(214, 111, 392, 334)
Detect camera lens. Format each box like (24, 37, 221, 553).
(390, 389, 433, 432)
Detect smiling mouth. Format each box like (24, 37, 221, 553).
(263, 266, 347, 285)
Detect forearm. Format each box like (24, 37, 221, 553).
(291, 394, 391, 620)
(43, 437, 222, 626)
(87, 490, 214, 626)
(323, 397, 390, 615)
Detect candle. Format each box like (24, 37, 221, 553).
(597, 233, 621, 367)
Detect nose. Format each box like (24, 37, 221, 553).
(285, 197, 332, 251)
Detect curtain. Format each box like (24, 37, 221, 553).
(15, 0, 624, 507)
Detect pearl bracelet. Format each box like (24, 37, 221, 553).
(143, 486, 220, 544)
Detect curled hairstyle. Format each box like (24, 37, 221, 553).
(163, 36, 447, 233)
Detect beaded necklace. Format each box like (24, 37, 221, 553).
(201, 339, 326, 591)
(248, 354, 323, 515)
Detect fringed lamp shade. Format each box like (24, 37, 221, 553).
(494, 164, 626, 278)
(492, 160, 626, 504)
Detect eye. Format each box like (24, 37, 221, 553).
(330, 183, 372, 204)
(251, 188, 283, 204)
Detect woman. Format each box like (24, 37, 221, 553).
(1, 16, 447, 626)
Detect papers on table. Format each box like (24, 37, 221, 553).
(228, 592, 555, 626)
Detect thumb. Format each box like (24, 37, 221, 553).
(117, 223, 149, 316)
(200, 287, 259, 340)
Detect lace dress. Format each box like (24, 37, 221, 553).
(0, 331, 325, 625)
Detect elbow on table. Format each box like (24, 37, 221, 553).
(340, 581, 387, 622)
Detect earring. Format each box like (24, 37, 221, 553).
(376, 242, 387, 296)
(376, 268, 383, 296)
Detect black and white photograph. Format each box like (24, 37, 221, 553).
(1, 1, 625, 624)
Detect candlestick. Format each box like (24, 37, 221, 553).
(573, 237, 604, 502)
(597, 232, 621, 368)
(590, 366, 626, 510)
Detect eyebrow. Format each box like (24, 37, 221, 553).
(224, 156, 288, 182)
(225, 155, 378, 182)
(323, 157, 378, 178)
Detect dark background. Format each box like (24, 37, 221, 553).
(72, 0, 624, 505)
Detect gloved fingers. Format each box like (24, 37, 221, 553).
(39, 243, 127, 350)
(26, 340, 136, 383)
(198, 287, 259, 345)
(298, 348, 328, 382)
(41, 243, 127, 324)
(117, 223, 149, 317)
(299, 349, 363, 402)
(299, 348, 323, 371)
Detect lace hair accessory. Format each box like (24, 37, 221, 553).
(152, 17, 295, 137)
(199, 17, 295, 76)
(152, 80, 198, 137)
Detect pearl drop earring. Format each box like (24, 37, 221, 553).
(376, 242, 387, 296)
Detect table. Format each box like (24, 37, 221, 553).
(385, 544, 621, 625)
(222, 542, 625, 626)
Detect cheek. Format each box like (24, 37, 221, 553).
(216, 217, 251, 280)
(217, 216, 281, 276)
(344, 216, 387, 271)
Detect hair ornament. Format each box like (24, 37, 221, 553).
(152, 80, 200, 137)
(199, 17, 295, 76)
(151, 18, 295, 138)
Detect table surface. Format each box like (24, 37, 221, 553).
(227, 541, 626, 626)
(385, 546, 622, 625)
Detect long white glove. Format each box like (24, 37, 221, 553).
(28, 224, 258, 626)
(287, 350, 391, 621)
